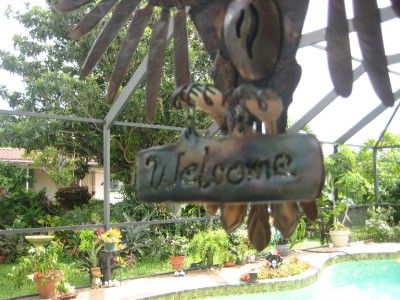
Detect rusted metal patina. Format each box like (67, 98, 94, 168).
(137, 129, 324, 203)
(57, 0, 398, 251)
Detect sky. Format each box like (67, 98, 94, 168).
(0, 0, 399, 148)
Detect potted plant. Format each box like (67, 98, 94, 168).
(329, 221, 351, 247)
(8, 241, 69, 299)
(187, 230, 233, 267)
(99, 228, 122, 251)
(78, 230, 103, 285)
(169, 236, 188, 270)
(271, 227, 290, 257)
(221, 250, 237, 267)
(276, 238, 290, 257)
(328, 199, 351, 247)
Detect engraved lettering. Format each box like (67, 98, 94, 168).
(227, 162, 244, 184)
(274, 153, 292, 176)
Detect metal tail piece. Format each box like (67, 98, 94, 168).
(70, 0, 118, 40)
(326, 0, 353, 97)
(146, 8, 170, 122)
(81, 0, 139, 77)
(55, 0, 94, 12)
(392, 0, 400, 17)
(174, 8, 191, 87)
(247, 204, 271, 252)
(299, 200, 318, 221)
(271, 202, 299, 239)
(107, 5, 154, 103)
(353, 0, 394, 106)
(221, 203, 247, 233)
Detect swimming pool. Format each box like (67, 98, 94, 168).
(208, 259, 400, 300)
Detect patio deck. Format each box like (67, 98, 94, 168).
(22, 242, 400, 300)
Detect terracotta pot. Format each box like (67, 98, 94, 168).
(224, 261, 236, 267)
(34, 270, 63, 299)
(170, 255, 185, 270)
(0, 255, 6, 264)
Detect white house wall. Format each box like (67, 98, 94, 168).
(32, 167, 104, 200)
(32, 168, 58, 199)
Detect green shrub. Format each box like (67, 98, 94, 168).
(0, 189, 48, 229)
(188, 230, 233, 267)
(289, 217, 307, 249)
(55, 184, 94, 210)
(0, 163, 27, 193)
(0, 235, 29, 263)
(364, 207, 394, 242)
(393, 226, 400, 240)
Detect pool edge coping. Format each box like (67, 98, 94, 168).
(144, 250, 400, 300)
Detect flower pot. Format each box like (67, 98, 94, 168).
(0, 255, 5, 264)
(329, 229, 350, 247)
(90, 267, 102, 279)
(104, 242, 116, 251)
(276, 243, 290, 256)
(34, 270, 63, 299)
(224, 261, 236, 267)
(170, 255, 185, 270)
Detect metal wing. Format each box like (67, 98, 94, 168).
(55, 0, 192, 120)
(326, 0, 397, 106)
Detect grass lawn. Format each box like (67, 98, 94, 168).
(113, 256, 198, 280)
(0, 239, 324, 299)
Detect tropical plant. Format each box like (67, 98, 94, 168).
(78, 230, 102, 270)
(122, 221, 151, 261)
(288, 217, 307, 249)
(99, 228, 122, 245)
(364, 206, 395, 242)
(8, 241, 64, 287)
(187, 230, 233, 267)
(168, 236, 188, 256)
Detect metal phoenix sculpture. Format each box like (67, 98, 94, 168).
(56, 0, 399, 251)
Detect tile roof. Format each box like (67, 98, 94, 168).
(0, 148, 32, 163)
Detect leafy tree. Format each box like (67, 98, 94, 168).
(29, 146, 76, 187)
(325, 145, 373, 205)
(0, 163, 48, 229)
(0, 162, 27, 193)
(0, 1, 212, 188)
(356, 133, 400, 203)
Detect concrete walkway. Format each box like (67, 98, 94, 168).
(22, 242, 400, 300)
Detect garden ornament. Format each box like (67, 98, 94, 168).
(56, 0, 399, 250)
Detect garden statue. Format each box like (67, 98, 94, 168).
(56, 0, 399, 250)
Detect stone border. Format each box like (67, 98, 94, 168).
(146, 251, 400, 300)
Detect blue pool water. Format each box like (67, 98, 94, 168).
(209, 259, 400, 300)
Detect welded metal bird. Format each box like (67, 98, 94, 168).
(56, 0, 399, 250)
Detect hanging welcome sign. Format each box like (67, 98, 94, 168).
(136, 129, 324, 203)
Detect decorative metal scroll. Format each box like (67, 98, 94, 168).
(137, 130, 324, 203)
